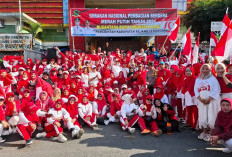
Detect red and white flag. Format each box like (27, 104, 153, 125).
(210, 32, 218, 47)
(169, 16, 180, 42)
(182, 28, 192, 63)
(192, 32, 200, 64)
(212, 23, 232, 62)
(36, 77, 53, 100)
(220, 8, 231, 38)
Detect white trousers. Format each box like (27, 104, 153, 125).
(0, 124, 3, 136)
(197, 98, 221, 129)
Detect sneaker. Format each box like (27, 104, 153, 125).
(141, 129, 151, 134)
(0, 137, 6, 143)
(104, 120, 110, 126)
(25, 139, 33, 146)
(122, 126, 126, 131)
(198, 133, 206, 140)
(151, 130, 162, 137)
(71, 129, 78, 138)
(115, 119, 119, 123)
(57, 134, 67, 143)
(128, 127, 135, 134)
(76, 128, 84, 139)
(222, 148, 232, 153)
(203, 134, 211, 142)
(36, 132, 46, 139)
(90, 122, 98, 127)
(217, 139, 224, 145)
(2, 127, 13, 136)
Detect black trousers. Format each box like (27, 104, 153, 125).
(157, 120, 180, 132)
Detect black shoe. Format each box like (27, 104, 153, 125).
(25, 139, 33, 146)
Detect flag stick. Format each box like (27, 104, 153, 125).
(169, 43, 181, 60)
(161, 36, 169, 48)
(209, 44, 212, 62)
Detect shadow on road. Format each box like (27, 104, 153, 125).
(78, 123, 231, 157)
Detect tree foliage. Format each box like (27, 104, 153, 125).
(182, 0, 232, 41)
(22, 21, 43, 39)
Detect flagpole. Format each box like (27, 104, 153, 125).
(161, 36, 169, 48)
(169, 43, 181, 60)
(209, 44, 212, 63)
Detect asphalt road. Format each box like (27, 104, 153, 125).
(0, 123, 231, 157)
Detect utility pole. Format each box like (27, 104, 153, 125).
(19, 0, 22, 33)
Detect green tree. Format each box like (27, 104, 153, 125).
(22, 21, 43, 39)
(182, 0, 232, 41)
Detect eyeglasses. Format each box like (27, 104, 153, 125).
(98, 95, 102, 97)
(147, 98, 152, 101)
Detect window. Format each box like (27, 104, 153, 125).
(172, 0, 187, 11)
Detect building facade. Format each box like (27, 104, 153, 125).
(0, 0, 193, 51)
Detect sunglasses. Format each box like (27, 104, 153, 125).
(98, 95, 102, 97)
(0, 99, 4, 102)
(147, 98, 152, 101)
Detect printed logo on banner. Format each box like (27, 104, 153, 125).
(70, 8, 178, 37)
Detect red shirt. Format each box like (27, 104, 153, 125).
(135, 70, 147, 85)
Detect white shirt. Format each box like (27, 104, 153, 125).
(121, 102, 138, 119)
(122, 67, 129, 78)
(89, 71, 101, 86)
(112, 65, 122, 78)
(78, 102, 93, 119)
(47, 108, 70, 124)
(71, 26, 84, 35)
(138, 104, 157, 119)
(194, 75, 221, 100)
(81, 73, 89, 87)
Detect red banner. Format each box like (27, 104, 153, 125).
(70, 8, 177, 37)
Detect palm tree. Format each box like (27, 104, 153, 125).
(22, 21, 43, 39)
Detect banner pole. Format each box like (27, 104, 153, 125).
(72, 36, 75, 52)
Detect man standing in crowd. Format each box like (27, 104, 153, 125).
(146, 62, 157, 94)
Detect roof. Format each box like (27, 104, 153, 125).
(0, 12, 39, 24)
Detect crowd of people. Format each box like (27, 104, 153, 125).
(0, 45, 231, 153)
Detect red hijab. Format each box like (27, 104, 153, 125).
(54, 99, 63, 111)
(50, 68, 58, 82)
(153, 85, 165, 100)
(182, 67, 196, 96)
(77, 87, 84, 103)
(62, 88, 71, 98)
(173, 69, 184, 92)
(213, 98, 232, 141)
(144, 95, 153, 112)
(95, 92, 107, 112)
(70, 81, 78, 96)
(88, 85, 95, 101)
(82, 94, 89, 105)
(116, 71, 126, 86)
